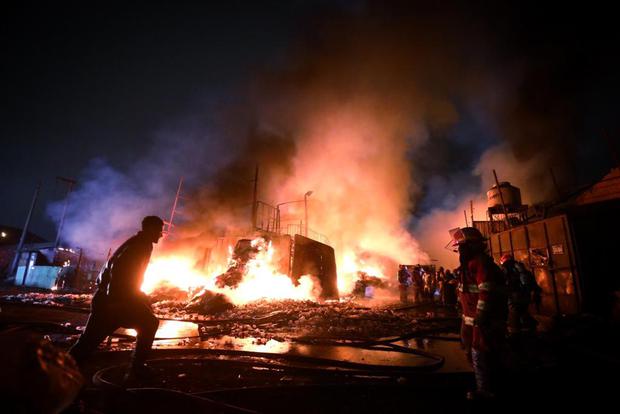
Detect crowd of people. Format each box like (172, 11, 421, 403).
(397, 264, 459, 306)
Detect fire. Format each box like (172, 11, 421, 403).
(141, 256, 209, 294)
(140, 106, 431, 305)
(217, 239, 319, 304)
(337, 249, 391, 293)
(141, 239, 320, 305)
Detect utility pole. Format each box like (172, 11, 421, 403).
(470, 200, 474, 226)
(9, 182, 41, 279)
(463, 210, 469, 227)
(54, 176, 77, 248)
(166, 177, 184, 237)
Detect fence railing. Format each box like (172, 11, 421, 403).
(253, 201, 330, 245)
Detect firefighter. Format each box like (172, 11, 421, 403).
(411, 265, 424, 303)
(499, 253, 542, 337)
(451, 227, 507, 399)
(397, 265, 412, 303)
(437, 267, 446, 304)
(69, 216, 164, 381)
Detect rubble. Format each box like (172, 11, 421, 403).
(148, 284, 190, 302)
(185, 289, 234, 314)
(2, 292, 92, 308)
(196, 299, 458, 342)
(214, 268, 244, 289)
(1, 291, 459, 343)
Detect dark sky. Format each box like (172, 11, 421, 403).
(2, 1, 619, 240)
(2, 1, 315, 238)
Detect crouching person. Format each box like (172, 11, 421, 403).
(70, 216, 164, 382)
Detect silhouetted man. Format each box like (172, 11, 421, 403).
(69, 216, 164, 380)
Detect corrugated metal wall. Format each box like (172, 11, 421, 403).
(488, 214, 580, 315)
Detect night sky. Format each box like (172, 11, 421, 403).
(2, 1, 619, 242)
(3, 1, 311, 237)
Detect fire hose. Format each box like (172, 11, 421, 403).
(2, 301, 452, 413)
(89, 344, 446, 413)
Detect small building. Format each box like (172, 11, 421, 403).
(0, 225, 47, 277)
(1, 227, 99, 291)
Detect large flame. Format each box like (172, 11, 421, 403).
(144, 106, 432, 303)
(142, 239, 320, 305)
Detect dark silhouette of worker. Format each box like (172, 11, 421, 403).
(450, 227, 507, 400)
(69, 216, 164, 380)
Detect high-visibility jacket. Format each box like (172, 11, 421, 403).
(459, 253, 507, 350)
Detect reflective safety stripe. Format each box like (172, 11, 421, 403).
(477, 300, 487, 311)
(463, 315, 475, 326)
(478, 282, 491, 291)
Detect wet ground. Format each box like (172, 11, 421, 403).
(2, 287, 619, 413)
(0, 294, 469, 373)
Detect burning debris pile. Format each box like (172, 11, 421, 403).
(1, 291, 458, 344)
(185, 289, 234, 314)
(142, 236, 328, 309)
(214, 238, 266, 289)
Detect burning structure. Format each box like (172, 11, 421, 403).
(140, 191, 370, 310)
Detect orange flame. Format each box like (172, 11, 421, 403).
(141, 239, 320, 305)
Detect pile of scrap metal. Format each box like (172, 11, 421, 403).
(214, 238, 264, 289)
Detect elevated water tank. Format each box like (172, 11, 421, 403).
(487, 182, 522, 210)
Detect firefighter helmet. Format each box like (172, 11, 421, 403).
(499, 253, 513, 265)
(449, 227, 487, 247)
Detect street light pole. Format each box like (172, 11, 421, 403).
(304, 191, 313, 237)
(276, 190, 314, 237)
(54, 176, 77, 248)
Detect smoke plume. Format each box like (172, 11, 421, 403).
(48, 2, 609, 283)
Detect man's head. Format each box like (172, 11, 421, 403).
(141, 216, 164, 243)
(449, 227, 487, 263)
